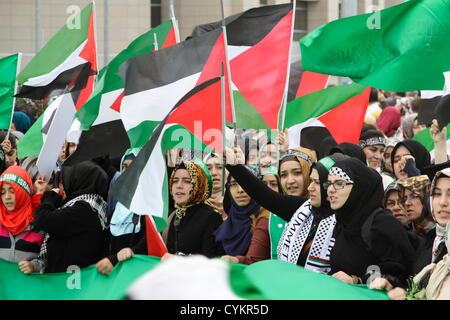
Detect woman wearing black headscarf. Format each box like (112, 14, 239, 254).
(391, 139, 450, 181)
(327, 157, 415, 288)
(277, 154, 346, 273)
(329, 142, 366, 164)
(33, 160, 109, 273)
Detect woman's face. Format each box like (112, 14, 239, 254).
(279, 160, 304, 196)
(432, 177, 450, 227)
(307, 168, 321, 207)
(393, 145, 412, 180)
(206, 157, 224, 193)
(363, 144, 385, 169)
(229, 177, 251, 207)
(262, 174, 279, 193)
(1, 183, 15, 211)
(260, 144, 278, 168)
(171, 169, 193, 206)
(386, 190, 408, 223)
(326, 174, 353, 210)
(383, 146, 394, 173)
(401, 188, 424, 221)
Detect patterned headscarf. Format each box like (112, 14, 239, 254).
(279, 147, 318, 197)
(397, 175, 433, 235)
(169, 160, 212, 217)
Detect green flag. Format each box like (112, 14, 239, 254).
(0, 53, 20, 130)
(300, 0, 450, 91)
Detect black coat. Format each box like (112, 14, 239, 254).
(166, 203, 224, 258)
(413, 228, 448, 275)
(33, 191, 108, 273)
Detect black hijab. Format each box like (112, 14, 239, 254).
(391, 139, 431, 174)
(330, 157, 384, 236)
(329, 143, 367, 164)
(311, 153, 350, 220)
(62, 160, 109, 201)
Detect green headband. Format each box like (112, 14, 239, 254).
(0, 173, 31, 194)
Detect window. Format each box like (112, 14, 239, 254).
(151, 0, 162, 28)
(293, 1, 308, 41)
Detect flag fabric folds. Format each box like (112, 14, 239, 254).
(0, 53, 20, 130)
(111, 78, 223, 232)
(286, 84, 371, 157)
(300, 0, 450, 91)
(0, 255, 389, 300)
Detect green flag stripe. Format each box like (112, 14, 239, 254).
(0, 54, 19, 129)
(284, 83, 367, 128)
(17, 3, 92, 83)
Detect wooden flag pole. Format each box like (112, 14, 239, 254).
(221, 62, 227, 196)
(6, 53, 22, 141)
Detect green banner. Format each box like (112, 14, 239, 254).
(0, 255, 389, 300)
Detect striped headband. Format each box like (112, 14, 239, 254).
(358, 137, 386, 149)
(0, 173, 31, 194)
(329, 167, 354, 183)
(281, 149, 313, 166)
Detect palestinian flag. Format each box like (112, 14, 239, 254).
(418, 72, 450, 129)
(0, 53, 21, 130)
(64, 20, 179, 164)
(413, 124, 450, 161)
(17, 96, 60, 158)
(119, 27, 228, 149)
(0, 255, 388, 300)
(300, 0, 450, 91)
(192, 4, 295, 130)
(111, 78, 223, 231)
(286, 83, 371, 157)
(16, 2, 97, 107)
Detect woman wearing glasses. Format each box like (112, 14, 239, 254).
(397, 175, 434, 238)
(325, 156, 415, 288)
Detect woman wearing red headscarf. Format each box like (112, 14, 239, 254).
(0, 165, 45, 273)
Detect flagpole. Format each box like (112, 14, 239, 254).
(6, 53, 22, 141)
(221, 62, 227, 196)
(153, 33, 159, 51)
(169, 0, 181, 43)
(279, 1, 296, 132)
(220, 0, 236, 127)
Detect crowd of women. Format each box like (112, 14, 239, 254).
(1, 88, 450, 300)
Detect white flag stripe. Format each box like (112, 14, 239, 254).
(37, 93, 77, 180)
(287, 118, 324, 149)
(128, 124, 174, 217)
(23, 41, 88, 87)
(120, 73, 200, 131)
(93, 89, 123, 126)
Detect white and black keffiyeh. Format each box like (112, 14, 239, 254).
(329, 167, 354, 184)
(36, 194, 108, 273)
(358, 137, 385, 149)
(277, 200, 336, 274)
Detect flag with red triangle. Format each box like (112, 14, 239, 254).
(111, 78, 223, 231)
(286, 83, 371, 158)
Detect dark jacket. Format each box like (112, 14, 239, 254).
(166, 203, 224, 258)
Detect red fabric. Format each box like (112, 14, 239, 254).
(376, 106, 401, 137)
(236, 217, 270, 265)
(296, 71, 329, 98)
(319, 87, 371, 144)
(145, 215, 168, 258)
(31, 193, 43, 211)
(0, 166, 34, 235)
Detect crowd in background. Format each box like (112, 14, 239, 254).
(1, 88, 450, 300)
